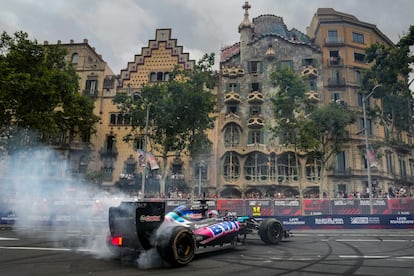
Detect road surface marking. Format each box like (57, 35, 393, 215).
(0, 237, 19, 241)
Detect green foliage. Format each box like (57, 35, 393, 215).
(0, 31, 99, 151)
(113, 53, 217, 159)
(270, 68, 356, 164)
(362, 25, 414, 132)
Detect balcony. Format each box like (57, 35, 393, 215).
(82, 89, 98, 98)
(247, 91, 264, 104)
(223, 112, 241, 125)
(247, 115, 264, 129)
(222, 66, 245, 78)
(327, 57, 343, 67)
(300, 65, 318, 79)
(224, 92, 241, 104)
(325, 37, 345, 46)
(99, 147, 118, 159)
(327, 77, 346, 87)
(305, 90, 320, 103)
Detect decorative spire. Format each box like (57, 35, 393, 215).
(238, 1, 254, 32)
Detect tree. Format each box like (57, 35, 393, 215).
(113, 53, 217, 194)
(270, 68, 355, 198)
(362, 25, 414, 135)
(0, 31, 98, 154)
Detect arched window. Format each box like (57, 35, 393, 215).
(223, 152, 240, 182)
(71, 53, 79, 63)
(224, 124, 240, 148)
(306, 157, 321, 182)
(244, 152, 268, 181)
(277, 152, 299, 182)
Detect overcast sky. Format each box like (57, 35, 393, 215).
(1, 0, 412, 73)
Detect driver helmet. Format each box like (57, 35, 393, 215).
(207, 210, 219, 218)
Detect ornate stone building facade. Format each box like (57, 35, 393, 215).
(307, 8, 414, 198)
(216, 3, 323, 199)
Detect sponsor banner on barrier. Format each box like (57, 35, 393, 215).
(274, 200, 301, 216)
(302, 199, 331, 215)
(275, 214, 414, 229)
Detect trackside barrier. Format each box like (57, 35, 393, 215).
(2, 198, 414, 228)
(273, 214, 414, 230)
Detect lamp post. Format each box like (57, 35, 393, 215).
(133, 92, 150, 200)
(362, 84, 381, 214)
(198, 160, 206, 197)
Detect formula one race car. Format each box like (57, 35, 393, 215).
(107, 199, 290, 267)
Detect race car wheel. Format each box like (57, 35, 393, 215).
(258, 218, 283, 245)
(156, 226, 196, 267)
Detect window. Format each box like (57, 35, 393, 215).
(251, 82, 260, 92)
(102, 166, 113, 181)
(224, 124, 240, 148)
(279, 60, 293, 70)
(85, 79, 97, 95)
(409, 159, 414, 176)
(228, 83, 240, 92)
(71, 53, 79, 63)
(327, 30, 339, 43)
(149, 71, 169, 82)
(308, 80, 317, 91)
(352, 32, 365, 44)
(331, 92, 341, 102)
(226, 104, 239, 115)
(116, 114, 123, 125)
(355, 70, 362, 83)
(223, 152, 240, 182)
(354, 52, 365, 63)
(386, 152, 394, 174)
(337, 184, 347, 195)
(103, 77, 114, 89)
(125, 161, 136, 175)
(106, 135, 115, 152)
(329, 50, 341, 65)
(358, 93, 371, 107)
(302, 58, 316, 66)
(249, 106, 261, 116)
(249, 61, 261, 74)
(110, 114, 116, 125)
(336, 151, 346, 173)
(244, 152, 268, 181)
(150, 72, 157, 82)
(359, 117, 372, 135)
(248, 130, 262, 144)
(399, 158, 407, 177)
(157, 72, 163, 81)
(134, 137, 145, 150)
(306, 157, 321, 182)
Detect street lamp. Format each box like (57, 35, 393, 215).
(198, 160, 206, 196)
(133, 92, 150, 200)
(362, 84, 381, 214)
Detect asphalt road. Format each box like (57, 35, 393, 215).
(1, 225, 414, 275)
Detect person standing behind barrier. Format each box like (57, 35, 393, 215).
(252, 202, 261, 216)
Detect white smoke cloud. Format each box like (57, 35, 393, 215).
(0, 146, 128, 259)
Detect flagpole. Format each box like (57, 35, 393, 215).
(141, 104, 150, 200)
(363, 84, 381, 215)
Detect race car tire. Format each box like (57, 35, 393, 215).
(258, 218, 283, 245)
(156, 226, 196, 267)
